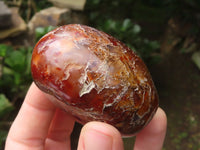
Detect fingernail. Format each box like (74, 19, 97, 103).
(83, 129, 113, 150)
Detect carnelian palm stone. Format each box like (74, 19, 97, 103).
(31, 24, 159, 136)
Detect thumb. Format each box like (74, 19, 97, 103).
(77, 121, 124, 150)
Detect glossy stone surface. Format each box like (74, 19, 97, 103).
(31, 24, 159, 136)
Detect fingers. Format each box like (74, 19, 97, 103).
(45, 108, 75, 150)
(77, 108, 167, 150)
(5, 83, 56, 150)
(5, 83, 75, 150)
(5, 81, 167, 150)
(77, 121, 124, 150)
(133, 107, 167, 150)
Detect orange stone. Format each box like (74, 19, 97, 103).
(31, 24, 159, 136)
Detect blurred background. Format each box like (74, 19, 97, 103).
(0, 0, 200, 149)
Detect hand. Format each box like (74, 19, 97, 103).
(5, 83, 167, 150)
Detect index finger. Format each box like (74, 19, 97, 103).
(5, 82, 56, 150)
(133, 107, 167, 150)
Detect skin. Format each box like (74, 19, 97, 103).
(5, 83, 167, 150)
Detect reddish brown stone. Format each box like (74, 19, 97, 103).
(31, 24, 159, 136)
